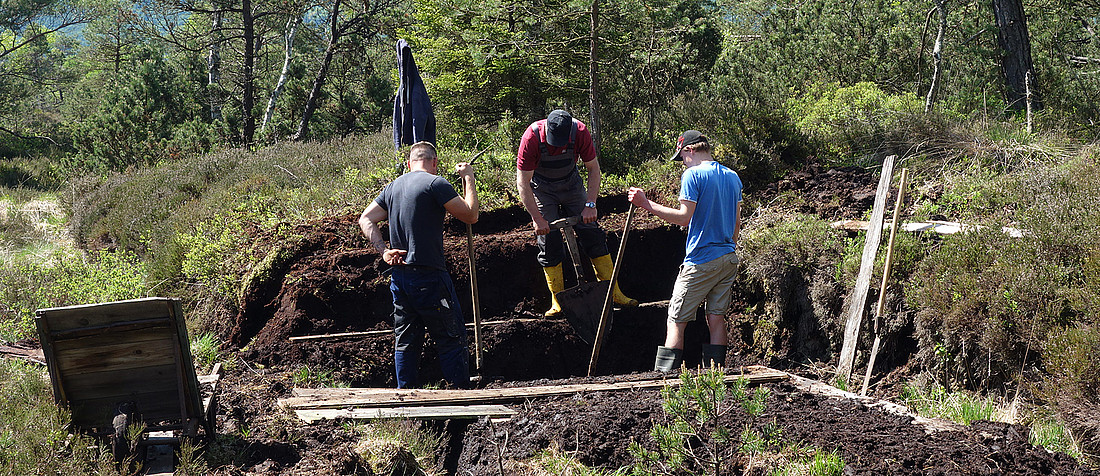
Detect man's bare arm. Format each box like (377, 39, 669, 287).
(628, 187, 695, 227)
(444, 163, 479, 224)
(516, 168, 549, 234)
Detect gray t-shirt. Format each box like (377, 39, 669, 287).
(374, 170, 460, 271)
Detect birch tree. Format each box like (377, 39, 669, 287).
(924, 0, 948, 113)
(291, 0, 393, 141)
(261, 12, 303, 136)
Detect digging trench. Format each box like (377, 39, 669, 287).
(218, 182, 941, 472)
(226, 194, 872, 388)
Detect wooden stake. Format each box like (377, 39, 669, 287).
(860, 168, 909, 396)
(588, 204, 635, 376)
(836, 155, 896, 383)
(288, 319, 541, 342)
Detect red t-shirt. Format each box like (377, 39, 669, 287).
(516, 119, 597, 171)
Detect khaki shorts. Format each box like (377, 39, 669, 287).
(667, 251, 739, 323)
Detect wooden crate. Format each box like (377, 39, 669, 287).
(35, 298, 207, 437)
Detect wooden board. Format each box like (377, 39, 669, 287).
(34, 298, 205, 434)
(836, 155, 896, 382)
(831, 219, 1024, 238)
(0, 344, 45, 364)
(289, 319, 542, 342)
(294, 405, 517, 423)
(35, 298, 174, 333)
(281, 366, 788, 410)
(54, 335, 177, 374)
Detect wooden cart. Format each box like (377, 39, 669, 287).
(34, 297, 218, 449)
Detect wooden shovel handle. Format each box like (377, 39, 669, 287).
(588, 204, 635, 376)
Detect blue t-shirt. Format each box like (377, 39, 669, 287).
(679, 161, 743, 266)
(374, 170, 460, 271)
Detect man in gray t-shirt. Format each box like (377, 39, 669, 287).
(359, 141, 479, 388)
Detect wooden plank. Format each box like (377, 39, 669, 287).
(69, 389, 186, 428)
(49, 317, 171, 341)
(62, 363, 180, 399)
(50, 324, 170, 351)
(202, 362, 223, 437)
(166, 298, 204, 435)
(294, 405, 517, 423)
(281, 366, 788, 410)
(831, 219, 1025, 238)
(0, 345, 45, 365)
(54, 336, 177, 374)
(836, 155, 896, 383)
(34, 307, 66, 406)
(782, 371, 962, 434)
(35, 298, 174, 332)
(288, 319, 543, 342)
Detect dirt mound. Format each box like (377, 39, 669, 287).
(456, 378, 1095, 475)
(756, 164, 880, 221)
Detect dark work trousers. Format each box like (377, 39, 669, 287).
(531, 171, 609, 267)
(389, 266, 470, 389)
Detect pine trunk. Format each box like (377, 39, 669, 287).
(991, 0, 1042, 111)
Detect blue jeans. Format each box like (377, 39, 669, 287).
(390, 266, 470, 389)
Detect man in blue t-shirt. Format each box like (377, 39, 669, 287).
(359, 141, 479, 388)
(628, 130, 743, 371)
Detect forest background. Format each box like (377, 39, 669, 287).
(2, 0, 1100, 471)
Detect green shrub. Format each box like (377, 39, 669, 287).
(0, 248, 148, 342)
(786, 82, 923, 164)
(1043, 325, 1100, 404)
(0, 359, 122, 475)
(906, 153, 1100, 392)
(738, 211, 847, 359)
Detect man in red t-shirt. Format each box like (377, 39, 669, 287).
(516, 109, 637, 317)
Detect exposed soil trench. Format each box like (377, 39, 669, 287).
(215, 167, 1097, 474)
(231, 196, 712, 386)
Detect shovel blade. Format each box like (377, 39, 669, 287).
(557, 280, 611, 344)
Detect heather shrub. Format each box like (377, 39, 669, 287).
(906, 152, 1100, 392)
(738, 210, 846, 361)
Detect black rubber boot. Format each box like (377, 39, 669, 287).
(654, 346, 684, 372)
(701, 344, 728, 368)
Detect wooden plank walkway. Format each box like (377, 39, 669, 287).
(280, 365, 788, 412)
(294, 405, 517, 423)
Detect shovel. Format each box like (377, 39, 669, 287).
(550, 216, 610, 344)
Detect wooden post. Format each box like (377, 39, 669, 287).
(860, 168, 909, 396)
(836, 155, 896, 384)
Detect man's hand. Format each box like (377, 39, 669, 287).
(383, 248, 407, 265)
(581, 205, 597, 223)
(455, 162, 474, 179)
(628, 187, 650, 210)
(531, 216, 550, 235)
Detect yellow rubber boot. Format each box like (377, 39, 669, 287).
(543, 264, 565, 317)
(591, 254, 638, 307)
